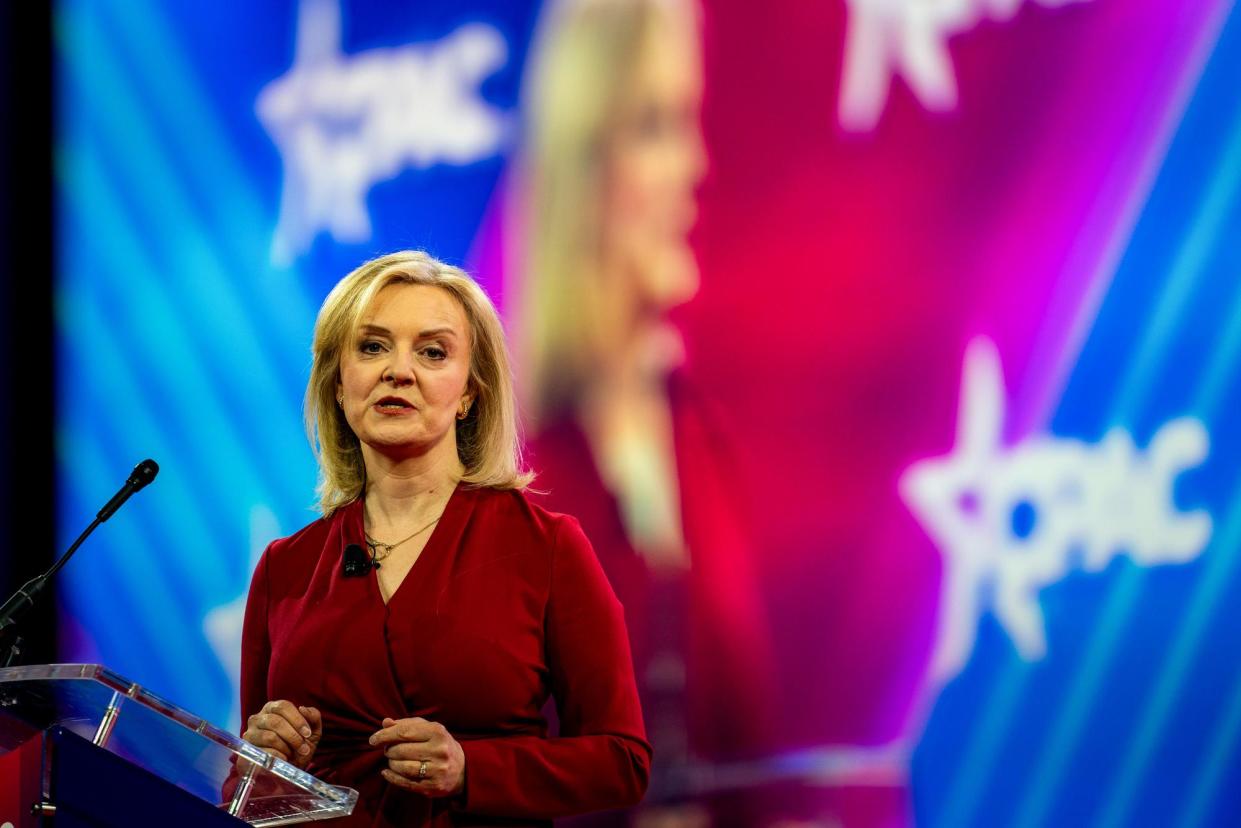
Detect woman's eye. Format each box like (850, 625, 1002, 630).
(359, 340, 384, 355)
(422, 346, 447, 361)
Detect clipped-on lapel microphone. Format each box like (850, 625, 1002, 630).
(342, 544, 374, 577)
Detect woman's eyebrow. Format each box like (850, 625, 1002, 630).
(356, 323, 459, 338)
(417, 327, 458, 339)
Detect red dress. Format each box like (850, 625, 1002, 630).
(239, 484, 651, 827)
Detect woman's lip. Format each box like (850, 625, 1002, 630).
(373, 400, 416, 414)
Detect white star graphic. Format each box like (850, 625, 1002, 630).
(900, 337, 1211, 689)
(256, 0, 509, 263)
(900, 337, 1014, 685)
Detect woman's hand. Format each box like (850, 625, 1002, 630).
(243, 700, 322, 768)
(370, 716, 466, 798)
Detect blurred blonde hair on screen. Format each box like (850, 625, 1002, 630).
(307, 251, 532, 515)
(517, 0, 705, 423)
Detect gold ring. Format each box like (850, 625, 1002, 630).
(418, 760, 428, 780)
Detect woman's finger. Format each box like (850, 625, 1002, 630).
(383, 741, 441, 761)
(370, 717, 438, 747)
(244, 727, 294, 758)
(387, 758, 431, 779)
(256, 711, 312, 756)
(381, 768, 422, 791)
(264, 700, 314, 741)
(298, 706, 324, 737)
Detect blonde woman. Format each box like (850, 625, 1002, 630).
(240, 251, 650, 827)
(513, 0, 778, 816)
(518, 0, 705, 571)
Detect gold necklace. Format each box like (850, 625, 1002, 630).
(364, 513, 443, 564)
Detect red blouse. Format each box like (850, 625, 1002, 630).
(239, 484, 651, 827)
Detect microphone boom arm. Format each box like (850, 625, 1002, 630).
(0, 459, 159, 665)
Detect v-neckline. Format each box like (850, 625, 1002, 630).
(352, 481, 467, 611)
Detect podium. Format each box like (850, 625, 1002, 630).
(0, 664, 358, 826)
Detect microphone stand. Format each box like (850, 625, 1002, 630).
(0, 516, 103, 667)
(0, 459, 159, 668)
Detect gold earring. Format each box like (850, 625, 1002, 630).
(336, 394, 344, 407)
(457, 402, 471, 420)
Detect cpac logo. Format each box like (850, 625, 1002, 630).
(258, 0, 509, 264)
(840, 0, 1092, 131)
(901, 338, 1211, 687)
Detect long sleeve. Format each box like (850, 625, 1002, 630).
(456, 516, 652, 818)
(239, 544, 273, 731)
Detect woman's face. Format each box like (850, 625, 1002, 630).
(337, 283, 472, 463)
(601, 6, 706, 320)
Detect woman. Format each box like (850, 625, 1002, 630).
(518, 0, 706, 571)
(239, 251, 650, 827)
(514, 0, 777, 801)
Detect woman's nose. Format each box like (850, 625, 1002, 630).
(382, 349, 417, 385)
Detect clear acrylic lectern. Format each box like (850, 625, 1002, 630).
(0, 663, 357, 826)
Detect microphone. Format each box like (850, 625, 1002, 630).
(342, 544, 374, 577)
(0, 459, 160, 664)
(98, 459, 160, 522)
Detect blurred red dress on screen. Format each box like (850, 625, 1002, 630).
(525, 372, 778, 762)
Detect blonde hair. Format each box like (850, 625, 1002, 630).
(307, 251, 532, 514)
(517, 0, 681, 421)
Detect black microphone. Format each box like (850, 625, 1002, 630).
(98, 459, 160, 522)
(342, 544, 374, 577)
(0, 459, 160, 664)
